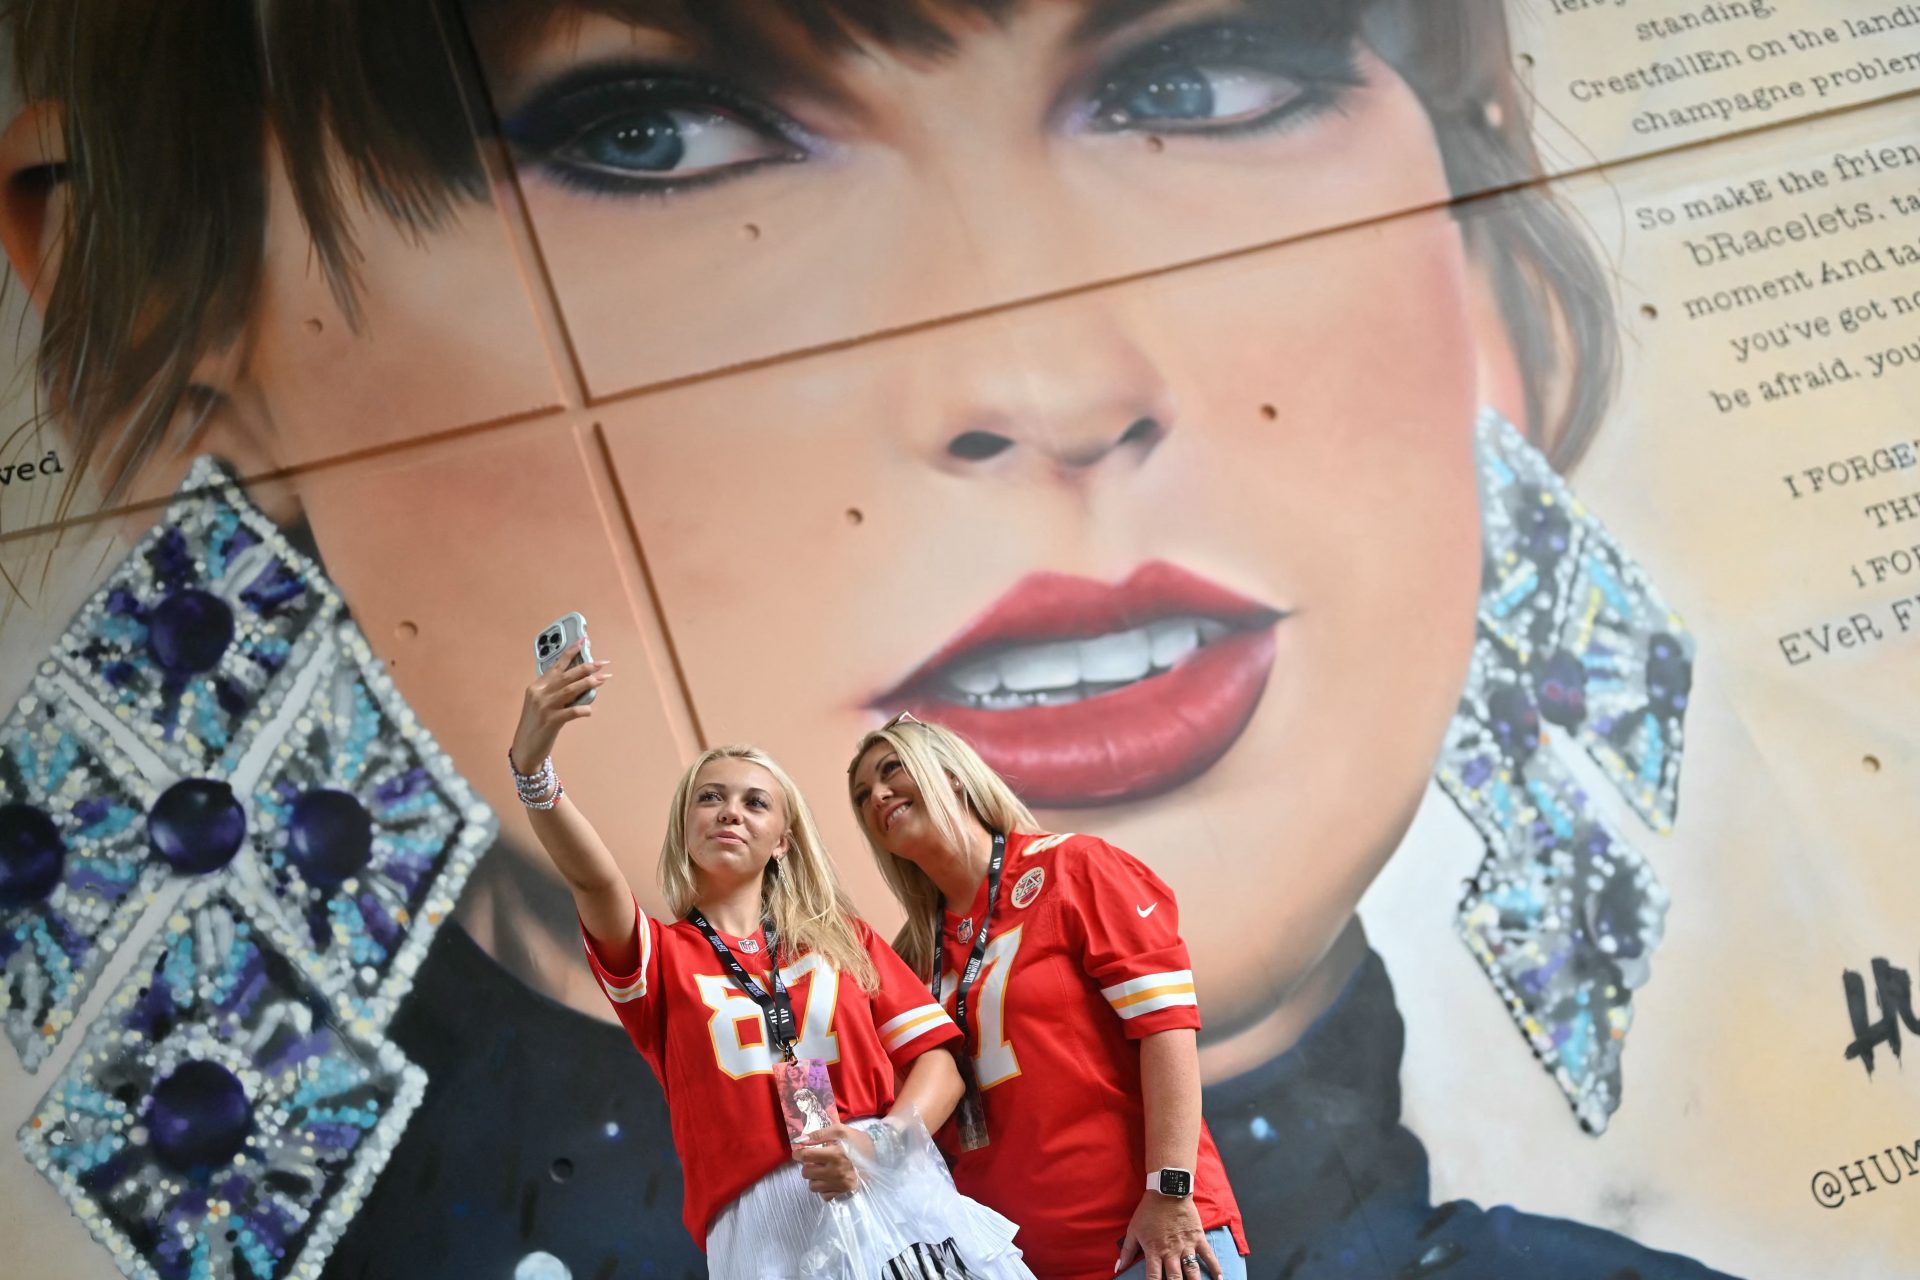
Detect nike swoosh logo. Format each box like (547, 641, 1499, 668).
(1136, 903, 1158, 918)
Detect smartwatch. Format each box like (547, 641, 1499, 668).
(1146, 1168, 1194, 1198)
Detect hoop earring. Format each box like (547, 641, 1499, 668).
(1436, 409, 1694, 1134)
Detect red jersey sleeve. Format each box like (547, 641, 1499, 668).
(578, 895, 667, 1059)
(859, 920, 962, 1068)
(1060, 837, 1203, 1039)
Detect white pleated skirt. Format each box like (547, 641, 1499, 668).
(707, 1119, 1032, 1280)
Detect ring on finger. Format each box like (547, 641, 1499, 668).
(1181, 1256, 1201, 1270)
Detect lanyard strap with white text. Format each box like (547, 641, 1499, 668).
(930, 831, 1005, 1149)
(688, 909, 798, 1061)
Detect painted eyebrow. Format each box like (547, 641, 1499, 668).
(486, 0, 864, 112)
(1071, 0, 1306, 46)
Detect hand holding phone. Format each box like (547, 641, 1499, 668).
(534, 612, 596, 705)
(511, 613, 610, 775)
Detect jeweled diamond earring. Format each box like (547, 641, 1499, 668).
(1437, 409, 1694, 1134)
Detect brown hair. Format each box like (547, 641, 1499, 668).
(6, 0, 1613, 512)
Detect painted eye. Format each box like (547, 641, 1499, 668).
(559, 108, 789, 179)
(1094, 62, 1306, 132)
(504, 70, 809, 196)
(1081, 21, 1365, 141)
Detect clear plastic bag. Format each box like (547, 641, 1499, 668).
(795, 1113, 1034, 1280)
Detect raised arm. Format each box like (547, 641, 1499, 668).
(509, 641, 637, 970)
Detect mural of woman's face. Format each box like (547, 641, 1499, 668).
(501, 0, 1487, 1020)
(72, 1, 1493, 1034)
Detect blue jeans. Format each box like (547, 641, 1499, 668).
(1114, 1225, 1246, 1280)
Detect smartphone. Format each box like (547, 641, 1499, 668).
(534, 612, 597, 705)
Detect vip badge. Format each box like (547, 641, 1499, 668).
(1011, 868, 1045, 909)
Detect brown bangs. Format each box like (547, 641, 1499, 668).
(5, 0, 486, 509)
(462, 0, 1024, 66)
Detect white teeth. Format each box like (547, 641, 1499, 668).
(1000, 641, 1081, 693)
(935, 615, 1240, 706)
(1147, 619, 1199, 668)
(1079, 629, 1152, 682)
(948, 659, 1002, 696)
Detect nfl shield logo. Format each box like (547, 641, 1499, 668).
(739, 937, 760, 954)
(956, 917, 975, 944)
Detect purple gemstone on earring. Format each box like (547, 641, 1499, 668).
(1487, 684, 1541, 765)
(287, 789, 375, 887)
(147, 1059, 253, 1173)
(145, 588, 236, 676)
(0, 802, 66, 910)
(1645, 631, 1692, 717)
(1535, 650, 1588, 730)
(147, 780, 247, 873)
(1517, 487, 1571, 563)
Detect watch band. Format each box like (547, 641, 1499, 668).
(1146, 1167, 1194, 1197)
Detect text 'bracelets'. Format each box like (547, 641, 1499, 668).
(689, 910, 799, 1061)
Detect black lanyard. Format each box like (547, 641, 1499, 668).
(930, 832, 1006, 1068)
(688, 909, 799, 1061)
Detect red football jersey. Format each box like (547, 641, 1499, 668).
(934, 832, 1247, 1279)
(581, 899, 960, 1246)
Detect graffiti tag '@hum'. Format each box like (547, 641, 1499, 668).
(1810, 1140, 1920, 1210)
(1813, 962, 1920, 1206)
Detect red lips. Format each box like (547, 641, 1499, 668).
(872, 562, 1284, 806)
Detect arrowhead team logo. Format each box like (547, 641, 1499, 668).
(1010, 868, 1045, 909)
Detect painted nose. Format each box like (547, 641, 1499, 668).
(918, 304, 1176, 484)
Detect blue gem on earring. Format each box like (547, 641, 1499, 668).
(147, 779, 248, 874)
(0, 802, 67, 908)
(145, 588, 237, 676)
(286, 790, 376, 888)
(146, 1058, 254, 1173)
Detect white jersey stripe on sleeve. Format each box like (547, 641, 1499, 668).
(592, 906, 653, 1003)
(1101, 969, 1197, 1019)
(880, 1003, 952, 1050)
(1101, 969, 1194, 1002)
(1111, 988, 1197, 1019)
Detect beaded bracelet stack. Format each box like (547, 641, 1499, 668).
(509, 749, 563, 810)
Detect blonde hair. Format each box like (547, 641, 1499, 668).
(662, 745, 877, 992)
(846, 720, 1040, 977)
